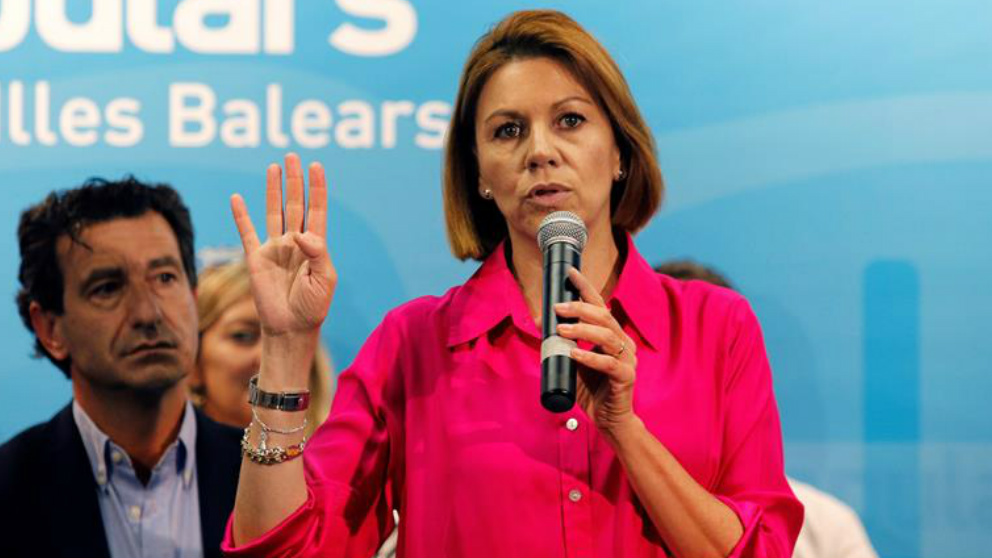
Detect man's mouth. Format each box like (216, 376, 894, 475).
(125, 341, 177, 356)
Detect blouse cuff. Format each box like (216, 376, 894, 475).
(222, 485, 323, 558)
(716, 495, 764, 558)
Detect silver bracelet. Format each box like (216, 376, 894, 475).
(247, 374, 311, 412)
(251, 405, 307, 435)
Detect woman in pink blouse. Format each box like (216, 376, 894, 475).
(224, 9, 803, 558)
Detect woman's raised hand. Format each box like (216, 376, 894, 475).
(230, 153, 337, 339)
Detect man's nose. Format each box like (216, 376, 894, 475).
(127, 282, 163, 332)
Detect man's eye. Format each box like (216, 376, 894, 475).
(559, 113, 585, 128)
(90, 282, 121, 298)
(157, 272, 178, 284)
(494, 122, 522, 139)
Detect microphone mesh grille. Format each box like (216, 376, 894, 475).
(537, 211, 588, 252)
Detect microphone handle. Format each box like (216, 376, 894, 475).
(541, 241, 582, 413)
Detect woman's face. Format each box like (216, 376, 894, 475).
(474, 56, 621, 247)
(195, 296, 261, 427)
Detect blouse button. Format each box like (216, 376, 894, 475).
(565, 418, 579, 431)
(568, 489, 582, 502)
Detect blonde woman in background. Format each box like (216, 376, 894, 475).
(190, 260, 333, 437)
(194, 259, 400, 558)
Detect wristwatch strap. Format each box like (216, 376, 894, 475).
(248, 374, 310, 412)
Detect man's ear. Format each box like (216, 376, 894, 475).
(29, 301, 69, 361)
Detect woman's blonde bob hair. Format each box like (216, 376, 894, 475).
(443, 9, 664, 261)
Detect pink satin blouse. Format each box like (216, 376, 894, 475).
(223, 236, 803, 557)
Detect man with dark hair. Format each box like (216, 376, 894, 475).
(652, 259, 735, 290)
(0, 177, 241, 558)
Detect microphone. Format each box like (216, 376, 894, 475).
(537, 211, 588, 413)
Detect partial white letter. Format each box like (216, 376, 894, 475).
(60, 98, 101, 146)
(265, 83, 289, 147)
(264, 0, 293, 54)
(329, 0, 416, 57)
(291, 100, 332, 149)
(220, 99, 261, 148)
(127, 0, 175, 52)
(380, 100, 413, 149)
(169, 82, 217, 147)
(0, 0, 30, 52)
(414, 101, 450, 150)
(8, 81, 31, 145)
(36, 0, 123, 52)
(335, 100, 373, 148)
(175, 0, 260, 54)
(105, 98, 144, 147)
(34, 81, 58, 146)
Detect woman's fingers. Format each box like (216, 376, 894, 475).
(554, 300, 618, 341)
(265, 163, 284, 239)
(556, 267, 636, 362)
(230, 194, 261, 253)
(557, 322, 629, 358)
(570, 347, 632, 382)
(306, 162, 327, 238)
(263, 155, 325, 241)
(567, 266, 606, 307)
(284, 153, 306, 233)
(239, 153, 327, 261)
(293, 232, 326, 261)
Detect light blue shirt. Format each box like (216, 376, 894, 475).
(73, 400, 203, 558)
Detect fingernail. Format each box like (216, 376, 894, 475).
(555, 302, 569, 310)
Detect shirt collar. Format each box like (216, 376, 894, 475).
(72, 399, 198, 490)
(445, 233, 666, 351)
(608, 232, 667, 351)
(445, 241, 539, 347)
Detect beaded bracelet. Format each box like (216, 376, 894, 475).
(241, 421, 308, 465)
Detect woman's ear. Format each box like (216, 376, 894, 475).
(478, 174, 498, 200)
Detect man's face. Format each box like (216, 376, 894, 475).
(49, 212, 198, 393)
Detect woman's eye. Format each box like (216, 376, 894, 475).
(494, 122, 522, 139)
(559, 113, 585, 128)
(230, 330, 260, 345)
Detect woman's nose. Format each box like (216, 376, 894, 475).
(525, 125, 559, 171)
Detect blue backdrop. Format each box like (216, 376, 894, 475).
(1, 2, 989, 557)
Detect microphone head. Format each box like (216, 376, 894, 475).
(537, 211, 588, 252)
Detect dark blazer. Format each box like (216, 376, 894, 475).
(0, 403, 242, 558)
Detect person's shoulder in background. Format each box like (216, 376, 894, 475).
(789, 477, 879, 558)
